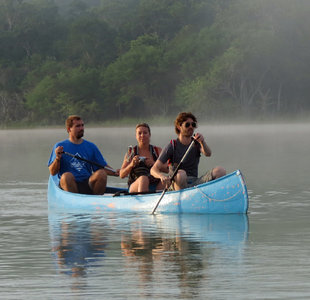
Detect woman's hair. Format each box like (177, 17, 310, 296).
(136, 123, 151, 134)
(66, 115, 82, 129)
(174, 112, 197, 134)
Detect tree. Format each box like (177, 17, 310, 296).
(101, 34, 171, 118)
(25, 66, 102, 123)
(64, 15, 117, 67)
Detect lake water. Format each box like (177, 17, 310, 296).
(0, 124, 310, 299)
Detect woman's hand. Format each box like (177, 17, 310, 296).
(131, 155, 140, 168)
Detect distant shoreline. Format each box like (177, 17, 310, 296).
(1, 114, 310, 130)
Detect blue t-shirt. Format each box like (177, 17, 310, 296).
(48, 139, 107, 182)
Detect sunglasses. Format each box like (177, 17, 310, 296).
(184, 122, 197, 128)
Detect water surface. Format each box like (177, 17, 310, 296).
(0, 124, 310, 299)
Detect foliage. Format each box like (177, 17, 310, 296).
(1, 0, 310, 125)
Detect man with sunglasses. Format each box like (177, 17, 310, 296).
(151, 112, 226, 190)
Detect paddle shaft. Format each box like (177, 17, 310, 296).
(151, 139, 196, 214)
(62, 151, 116, 174)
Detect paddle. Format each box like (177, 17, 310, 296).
(151, 138, 196, 215)
(113, 190, 160, 197)
(62, 151, 117, 174)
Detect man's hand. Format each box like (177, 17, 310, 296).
(160, 175, 171, 189)
(193, 132, 204, 144)
(114, 169, 120, 176)
(55, 146, 63, 161)
(194, 132, 211, 156)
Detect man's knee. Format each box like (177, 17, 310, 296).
(89, 169, 107, 194)
(60, 172, 78, 192)
(60, 172, 75, 184)
(174, 170, 187, 189)
(92, 169, 107, 182)
(174, 169, 186, 181)
(212, 166, 226, 179)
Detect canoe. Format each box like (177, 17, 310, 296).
(48, 170, 248, 214)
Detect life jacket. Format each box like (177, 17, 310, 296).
(127, 145, 160, 186)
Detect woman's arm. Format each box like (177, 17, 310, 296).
(119, 153, 140, 178)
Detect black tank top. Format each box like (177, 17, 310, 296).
(127, 145, 159, 186)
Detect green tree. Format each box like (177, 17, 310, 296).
(102, 34, 172, 118)
(25, 66, 102, 123)
(64, 15, 117, 67)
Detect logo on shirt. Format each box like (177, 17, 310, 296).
(70, 153, 85, 172)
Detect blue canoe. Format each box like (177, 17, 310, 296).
(48, 170, 248, 214)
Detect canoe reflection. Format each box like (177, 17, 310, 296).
(120, 214, 248, 286)
(49, 214, 107, 277)
(49, 213, 248, 281)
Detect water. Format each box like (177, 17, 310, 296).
(0, 124, 310, 299)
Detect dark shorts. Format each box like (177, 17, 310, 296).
(149, 183, 158, 193)
(59, 178, 93, 194)
(77, 179, 93, 195)
(187, 170, 214, 187)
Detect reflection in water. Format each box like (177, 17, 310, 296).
(120, 225, 204, 298)
(120, 214, 248, 297)
(49, 212, 248, 297)
(49, 214, 107, 278)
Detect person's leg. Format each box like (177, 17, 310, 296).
(211, 166, 226, 179)
(155, 180, 165, 191)
(89, 169, 107, 195)
(173, 169, 187, 190)
(129, 175, 150, 193)
(60, 172, 78, 193)
(194, 166, 227, 186)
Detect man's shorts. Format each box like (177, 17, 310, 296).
(59, 178, 93, 194)
(187, 170, 214, 187)
(77, 179, 93, 194)
(168, 169, 214, 191)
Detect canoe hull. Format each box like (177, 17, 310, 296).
(48, 170, 248, 214)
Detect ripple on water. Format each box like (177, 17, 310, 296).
(0, 182, 47, 217)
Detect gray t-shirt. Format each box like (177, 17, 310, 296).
(158, 139, 201, 177)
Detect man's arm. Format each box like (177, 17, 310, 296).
(194, 133, 211, 157)
(150, 160, 171, 187)
(105, 165, 120, 176)
(48, 146, 63, 175)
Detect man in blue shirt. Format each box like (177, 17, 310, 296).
(48, 115, 118, 194)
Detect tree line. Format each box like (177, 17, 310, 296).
(1, 0, 310, 126)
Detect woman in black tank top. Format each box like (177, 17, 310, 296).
(119, 123, 167, 193)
